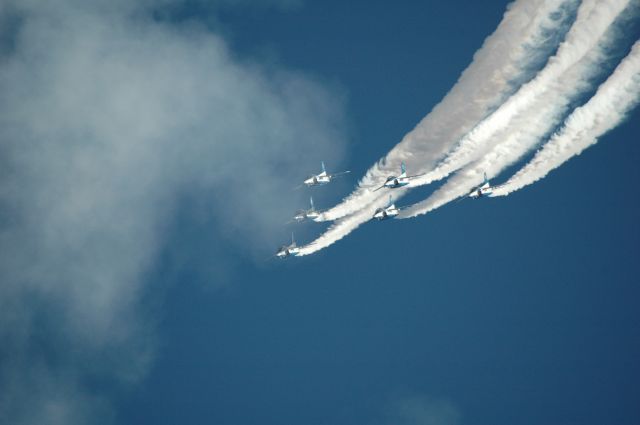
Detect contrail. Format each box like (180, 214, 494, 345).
(298, 0, 574, 255)
(407, 0, 630, 189)
(297, 189, 408, 256)
(298, 0, 633, 255)
(399, 1, 637, 219)
(491, 40, 640, 197)
(316, 0, 576, 222)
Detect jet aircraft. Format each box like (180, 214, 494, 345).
(373, 162, 424, 191)
(303, 161, 350, 187)
(276, 233, 300, 258)
(292, 197, 321, 222)
(467, 172, 495, 198)
(372, 196, 400, 220)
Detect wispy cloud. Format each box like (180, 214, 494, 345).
(0, 1, 347, 423)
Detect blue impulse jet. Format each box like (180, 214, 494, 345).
(292, 197, 321, 222)
(303, 161, 350, 187)
(372, 196, 400, 220)
(276, 233, 301, 258)
(466, 172, 495, 199)
(373, 162, 424, 191)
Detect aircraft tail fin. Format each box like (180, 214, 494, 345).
(401, 162, 406, 174)
(291, 232, 295, 246)
(483, 172, 489, 183)
(310, 196, 314, 210)
(321, 161, 326, 173)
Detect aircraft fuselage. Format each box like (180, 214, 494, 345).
(276, 245, 300, 258)
(468, 183, 493, 198)
(383, 174, 410, 189)
(306, 210, 321, 221)
(294, 209, 320, 222)
(304, 172, 331, 186)
(373, 205, 399, 220)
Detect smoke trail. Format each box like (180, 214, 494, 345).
(408, 0, 630, 189)
(298, 0, 631, 255)
(297, 190, 407, 256)
(316, 0, 576, 222)
(298, 0, 573, 255)
(399, 1, 637, 219)
(491, 40, 640, 197)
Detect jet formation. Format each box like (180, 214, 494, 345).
(276, 161, 430, 257)
(276, 161, 501, 257)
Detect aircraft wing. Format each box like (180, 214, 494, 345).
(331, 170, 351, 178)
(372, 184, 385, 192)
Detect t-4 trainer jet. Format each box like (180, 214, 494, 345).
(276, 233, 300, 258)
(303, 161, 350, 187)
(292, 197, 321, 222)
(373, 162, 424, 191)
(372, 196, 400, 220)
(467, 173, 494, 199)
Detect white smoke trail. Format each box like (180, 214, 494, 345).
(408, 0, 630, 189)
(299, 0, 574, 255)
(491, 40, 640, 197)
(399, 2, 637, 219)
(299, 0, 631, 255)
(297, 189, 407, 256)
(316, 0, 575, 222)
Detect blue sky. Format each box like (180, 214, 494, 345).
(125, 1, 640, 424)
(1, 1, 639, 425)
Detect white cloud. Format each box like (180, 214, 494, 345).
(0, 1, 347, 423)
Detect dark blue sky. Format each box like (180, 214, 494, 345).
(122, 2, 640, 425)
